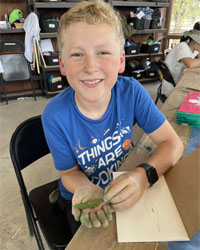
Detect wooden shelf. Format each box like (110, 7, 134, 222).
(126, 52, 163, 59)
(0, 28, 24, 34)
(111, 1, 170, 8)
(133, 28, 167, 34)
(139, 77, 160, 83)
(33, 1, 79, 9)
(39, 28, 167, 39)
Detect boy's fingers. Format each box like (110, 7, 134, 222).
(90, 213, 101, 228)
(97, 210, 109, 227)
(80, 211, 92, 228)
(108, 185, 135, 204)
(103, 204, 113, 222)
(72, 207, 81, 221)
(103, 177, 128, 203)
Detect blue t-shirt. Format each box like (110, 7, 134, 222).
(42, 76, 166, 200)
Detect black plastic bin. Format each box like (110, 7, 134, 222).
(48, 81, 64, 92)
(144, 70, 158, 78)
(40, 19, 59, 32)
(43, 52, 59, 66)
(140, 43, 160, 53)
(127, 17, 144, 30)
(40, 0, 62, 2)
(132, 70, 144, 79)
(143, 19, 151, 29)
(0, 38, 24, 53)
(150, 18, 162, 29)
(125, 44, 141, 55)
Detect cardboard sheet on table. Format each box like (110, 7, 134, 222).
(114, 148, 200, 242)
(114, 174, 189, 242)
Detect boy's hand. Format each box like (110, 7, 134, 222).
(103, 169, 147, 211)
(72, 186, 113, 228)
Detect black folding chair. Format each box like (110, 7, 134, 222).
(0, 38, 36, 104)
(155, 60, 176, 104)
(9, 115, 72, 250)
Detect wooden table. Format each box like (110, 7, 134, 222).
(65, 68, 200, 250)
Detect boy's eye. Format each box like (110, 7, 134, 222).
(71, 53, 83, 57)
(98, 51, 110, 55)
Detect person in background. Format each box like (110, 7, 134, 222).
(160, 22, 200, 98)
(42, 0, 183, 236)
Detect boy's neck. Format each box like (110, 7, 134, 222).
(74, 92, 112, 120)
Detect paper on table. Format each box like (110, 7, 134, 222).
(114, 173, 189, 242)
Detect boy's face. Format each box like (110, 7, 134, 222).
(59, 22, 125, 104)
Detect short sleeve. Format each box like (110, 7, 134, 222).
(176, 42, 193, 62)
(42, 114, 78, 171)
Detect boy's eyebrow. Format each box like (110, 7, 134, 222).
(70, 43, 112, 50)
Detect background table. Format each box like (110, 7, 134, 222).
(66, 68, 200, 250)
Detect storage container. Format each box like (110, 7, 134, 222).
(48, 81, 64, 92)
(43, 52, 59, 66)
(125, 44, 141, 55)
(143, 19, 151, 29)
(140, 43, 160, 53)
(0, 38, 24, 53)
(144, 70, 158, 78)
(127, 17, 144, 30)
(40, 0, 62, 2)
(150, 18, 162, 29)
(40, 19, 59, 32)
(132, 70, 144, 79)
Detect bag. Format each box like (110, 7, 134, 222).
(120, 14, 134, 38)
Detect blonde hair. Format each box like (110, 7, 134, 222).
(57, 0, 124, 54)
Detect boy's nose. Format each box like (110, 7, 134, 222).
(84, 55, 97, 74)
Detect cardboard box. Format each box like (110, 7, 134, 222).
(165, 148, 200, 239)
(14, 23, 24, 29)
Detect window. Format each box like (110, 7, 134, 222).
(168, 0, 200, 49)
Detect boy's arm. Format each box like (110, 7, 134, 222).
(145, 120, 183, 176)
(103, 120, 184, 211)
(60, 165, 95, 194)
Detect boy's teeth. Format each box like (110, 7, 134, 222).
(84, 80, 100, 85)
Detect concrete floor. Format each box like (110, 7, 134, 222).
(0, 82, 166, 250)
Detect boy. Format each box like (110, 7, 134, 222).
(42, 0, 183, 235)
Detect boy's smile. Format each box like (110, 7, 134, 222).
(59, 22, 125, 116)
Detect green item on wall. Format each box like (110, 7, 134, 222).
(9, 9, 23, 24)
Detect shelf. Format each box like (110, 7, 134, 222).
(111, 1, 170, 8)
(41, 65, 60, 71)
(40, 32, 57, 38)
(39, 28, 167, 39)
(0, 29, 24, 34)
(133, 28, 167, 34)
(33, 1, 79, 8)
(126, 52, 163, 59)
(139, 77, 160, 83)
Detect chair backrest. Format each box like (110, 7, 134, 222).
(157, 60, 176, 87)
(10, 115, 50, 172)
(0, 54, 31, 81)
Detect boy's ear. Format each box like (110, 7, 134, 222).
(59, 56, 66, 76)
(118, 50, 126, 74)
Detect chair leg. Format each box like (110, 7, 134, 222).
(25, 208, 34, 236)
(155, 82, 162, 105)
(155, 95, 159, 105)
(1, 81, 8, 104)
(30, 78, 37, 101)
